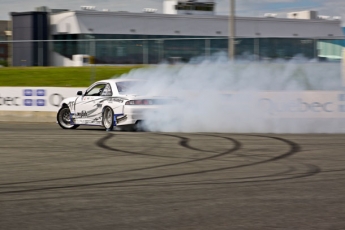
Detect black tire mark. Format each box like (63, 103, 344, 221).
(2, 133, 238, 187)
(0, 133, 164, 187)
(99, 162, 320, 189)
(95, 133, 241, 174)
(103, 134, 319, 184)
(0, 135, 305, 194)
(95, 133, 192, 159)
(0, 133, 234, 192)
(162, 134, 216, 153)
(240, 134, 320, 180)
(163, 163, 321, 187)
(0, 166, 298, 203)
(0, 133, 239, 187)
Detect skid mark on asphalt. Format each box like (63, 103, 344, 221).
(0, 133, 240, 188)
(0, 134, 320, 195)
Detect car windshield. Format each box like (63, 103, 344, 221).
(116, 81, 142, 94)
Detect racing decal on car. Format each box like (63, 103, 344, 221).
(83, 116, 102, 125)
(92, 117, 102, 124)
(108, 97, 125, 103)
(87, 107, 99, 116)
(75, 107, 100, 118)
(87, 112, 102, 118)
(101, 84, 113, 96)
(76, 110, 88, 118)
(81, 98, 107, 104)
(116, 115, 127, 123)
(68, 101, 75, 108)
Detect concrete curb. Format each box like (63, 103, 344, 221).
(0, 111, 56, 122)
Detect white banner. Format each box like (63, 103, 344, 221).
(0, 87, 345, 118)
(0, 87, 85, 111)
(256, 91, 345, 118)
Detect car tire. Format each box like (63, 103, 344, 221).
(57, 106, 79, 129)
(119, 121, 144, 132)
(102, 106, 114, 131)
(133, 120, 145, 132)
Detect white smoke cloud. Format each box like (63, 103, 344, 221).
(118, 53, 344, 133)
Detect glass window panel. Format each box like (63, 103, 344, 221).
(85, 84, 107, 96)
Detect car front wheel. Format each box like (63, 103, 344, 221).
(57, 106, 79, 129)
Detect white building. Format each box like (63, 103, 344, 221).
(10, 1, 345, 66)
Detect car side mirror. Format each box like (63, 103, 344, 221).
(77, 91, 83, 96)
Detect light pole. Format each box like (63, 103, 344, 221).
(228, 0, 235, 60)
(342, 49, 345, 88)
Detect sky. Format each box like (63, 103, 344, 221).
(0, 0, 344, 25)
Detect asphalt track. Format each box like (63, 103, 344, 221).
(0, 123, 344, 230)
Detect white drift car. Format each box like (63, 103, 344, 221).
(57, 79, 164, 131)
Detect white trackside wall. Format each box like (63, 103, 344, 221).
(0, 87, 345, 118)
(254, 91, 345, 118)
(0, 87, 85, 112)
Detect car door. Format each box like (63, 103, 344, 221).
(74, 83, 112, 125)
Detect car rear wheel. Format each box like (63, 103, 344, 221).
(102, 107, 114, 131)
(57, 106, 79, 129)
(120, 121, 145, 132)
(133, 120, 145, 132)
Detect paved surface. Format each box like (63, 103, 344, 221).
(0, 111, 56, 122)
(0, 122, 344, 230)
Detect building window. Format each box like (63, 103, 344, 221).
(0, 47, 4, 54)
(175, 3, 214, 11)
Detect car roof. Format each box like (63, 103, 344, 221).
(96, 78, 142, 84)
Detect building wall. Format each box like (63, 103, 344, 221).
(287, 10, 318, 20)
(163, 0, 177, 14)
(12, 15, 33, 66)
(50, 11, 344, 38)
(0, 20, 10, 65)
(11, 10, 344, 66)
(0, 44, 8, 62)
(11, 12, 49, 66)
(47, 11, 345, 65)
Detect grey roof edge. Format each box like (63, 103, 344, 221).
(66, 10, 342, 24)
(11, 11, 48, 16)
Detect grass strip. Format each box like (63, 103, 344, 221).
(0, 66, 144, 87)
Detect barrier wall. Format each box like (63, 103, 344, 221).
(256, 91, 345, 118)
(0, 87, 85, 112)
(0, 87, 345, 120)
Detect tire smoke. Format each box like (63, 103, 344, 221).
(118, 54, 344, 133)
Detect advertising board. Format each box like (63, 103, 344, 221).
(0, 87, 345, 119)
(0, 87, 85, 112)
(257, 91, 345, 118)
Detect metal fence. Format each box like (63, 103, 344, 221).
(0, 37, 345, 66)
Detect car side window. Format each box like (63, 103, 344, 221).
(85, 84, 106, 96)
(100, 84, 113, 96)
